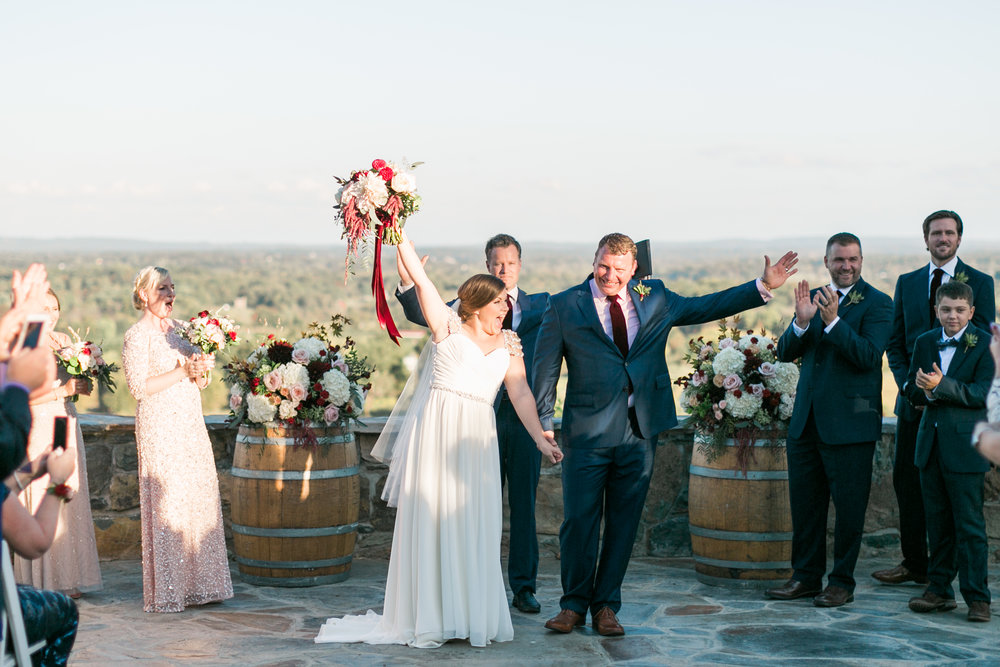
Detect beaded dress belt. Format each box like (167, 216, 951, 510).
(430, 383, 493, 405)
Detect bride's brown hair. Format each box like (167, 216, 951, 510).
(456, 274, 505, 322)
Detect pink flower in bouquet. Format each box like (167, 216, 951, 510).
(291, 348, 310, 365)
(333, 359, 348, 374)
(759, 361, 776, 377)
(723, 374, 742, 391)
(690, 370, 706, 387)
(749, 383, 766, 397)
(371, 159, 387, 171)
(229, 393, 243, 411)
(378, 167, 394, 181)
(324, 405, 340, 424)
(719, 337, 737, 350)
(289, 384, 308, 403)
(264, 370, 283, 393)
(698, 344, 713, 360)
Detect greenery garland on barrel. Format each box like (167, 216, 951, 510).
(223, 315, 374, 445)
(675, 318, 799, 474)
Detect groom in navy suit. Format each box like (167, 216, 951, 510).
(874, 210, 995, 586)
(532, 233, 798, 636)
(396, 234, 550, 614)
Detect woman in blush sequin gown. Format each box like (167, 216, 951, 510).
(315, 233, 562, 648)
(14, 289, 103, 598)
(121, 266, 233, 613)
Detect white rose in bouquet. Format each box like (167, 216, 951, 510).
(278, 399, 299, 421)
(321, 369, 351, 406)
(292, 336, 327, 361)
(712, 346, 745, 377)
(247, 393, 277, 424)
(390, 170, 417, 194)
(278, 362, 310, 390)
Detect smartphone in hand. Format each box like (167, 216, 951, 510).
(11, 314, 47, 352)
(53, 416, 68, 451)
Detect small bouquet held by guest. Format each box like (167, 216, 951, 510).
(675, 319, 800, 472)
(55, 329, 120, 402)
(334, 158, 422, 344)
(223, 315, 374, 445)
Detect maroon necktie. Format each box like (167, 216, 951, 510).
(606, 295, 629, 358)
(503, 294, 513, 330)
(929, 267, 944, 324)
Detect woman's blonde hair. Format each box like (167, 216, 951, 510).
(131, 266, 170, 311)
(456, 274, 505, 321)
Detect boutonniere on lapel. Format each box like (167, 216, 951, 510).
(954, 271, 970, 284)
(962, 331, 978, 352)
(845, 291, 864, 306)
(632, 281, 651, 302)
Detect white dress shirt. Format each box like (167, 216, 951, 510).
(928, 256, 960, 295)
(589, 280, 639, 347)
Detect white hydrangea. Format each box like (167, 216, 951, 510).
(766, 362, 800, 395)
(738, 333, 776, 351)
(246, 394, 277, 424)
(779, 393, 796, 420)
(278, 362, 310, 389)
(321, 369, 351, 406)
(724, 390, 762, 419)
(292, 336, 327, 361)
(712, 346, 746, 377)
(278, 399, 299, 421)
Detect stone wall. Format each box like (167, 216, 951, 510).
(79, 416, 1000, 563)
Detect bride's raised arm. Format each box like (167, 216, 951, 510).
(395, 230, 454, 341)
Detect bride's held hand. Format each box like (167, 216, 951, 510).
(538, 434, 563, 464)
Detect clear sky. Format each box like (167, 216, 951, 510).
(3, 1, 999, 246)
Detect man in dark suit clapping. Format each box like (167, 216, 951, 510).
(766, 233, 893, 607)
(396, 234, 550, 614)
(874, 210, 996, 586)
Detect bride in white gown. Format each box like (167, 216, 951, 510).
(316, 231, 562, 649)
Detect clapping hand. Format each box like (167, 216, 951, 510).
(761, 251, 799, 290)
(793, 281, 817, 326)
(915, 363, 943, 397)
(814, 286, 839, 326)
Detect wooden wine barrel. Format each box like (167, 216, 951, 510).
(231, 424, 359, 587)
(688, 436, 792, 587)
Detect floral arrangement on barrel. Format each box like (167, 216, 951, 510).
(55, 328, 120, 402)
(334, 158, 422, 344)
(675, 319, 800, 472)
(223, 315, 374, 445)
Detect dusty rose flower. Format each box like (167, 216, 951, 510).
(723, 374, 742, 391)
(324, 405, 340, 423)
(291, 348, 310, 365)
(264, 370, 282, 392)
(289, 384, 308, 402)
(749, 383, 765, 397)
(229, 394, 243, 410)
(759, 362, 776, 377)
(691, 370, 706, 387)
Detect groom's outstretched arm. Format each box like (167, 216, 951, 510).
(531, 301, 565, 433)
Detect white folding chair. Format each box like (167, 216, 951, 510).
(2, 539, 45, 667)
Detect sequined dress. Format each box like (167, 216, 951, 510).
(316, 321, 521, 648)
(14, 365, 103, 593)
(122, 321, 233, 613)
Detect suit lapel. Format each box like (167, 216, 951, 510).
(909, 265, 932, 330)
(945, 331, 975, 378)
(838, 278, 866, 317)
(573, 279, 618, 353)
(629, 279, 650, 329)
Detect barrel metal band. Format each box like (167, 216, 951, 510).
(235, 554, 353, 569)
(236, 433, 355, 446)
(231, 466, 359, 480)
(231, 522, 358, 537)
(689, 525, 793, 541)
(689, 465, 788, 481)
(236, 572, 350, 587)
(693, 555, 790, 569)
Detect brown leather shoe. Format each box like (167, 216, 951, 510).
(813, 585, 854, 608)
(967, 600, 991, 622)
(908, 591, 958, 613)
(544, 608, 585, 633)
(871, 564, 928, 585)
(765, 579, 822, 600)
(592, 606, 625, 636)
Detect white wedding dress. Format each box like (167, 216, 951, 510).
(316, 318, 518, 649)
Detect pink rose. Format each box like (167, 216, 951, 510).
(719, 338, 737, 350)
(749, 383, 765, 397)
(334, 360, 348, 374)
(699, 345, 713, 360)
(690, 370, 706, 387)
(324, 405, 340, 424)
(759, 362, 776, 377)
(718, 400, 727, 409)
(289, 384, 308, 402)
(291, 348, 310, 365)
(229, 394, 243, 410)
(723, 374, 742, 391)
(264, 370, 282, 392)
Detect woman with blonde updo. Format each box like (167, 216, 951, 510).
(13, 288, 103, 598)
(121, 266, 232, 613)
(317, 232, 561, 648)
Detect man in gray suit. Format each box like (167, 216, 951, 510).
(396, 234, 550, 614)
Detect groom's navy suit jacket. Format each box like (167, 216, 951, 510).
(904, 325, 993, 474)
(532, 276, 766, 448)
(886, 259, 995, 421)
(777, 278, 893, 445)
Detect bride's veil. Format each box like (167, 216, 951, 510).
(371, 300, 460, 508)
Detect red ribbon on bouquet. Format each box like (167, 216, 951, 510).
(371, 225, 401, 345)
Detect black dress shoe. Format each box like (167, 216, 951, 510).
(871, 564, 928, 585)
(967, 600, 991, 622)
(908, 591, 958, 613)
(765, 579, 822, 600)
(813, 585, 854, 608)
(512, 590, 541, 614)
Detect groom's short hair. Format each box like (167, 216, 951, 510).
(825, 232, 862, 256)
(596, 233, 637, 259)
(485, 234, 521, 259)
(923, 210, 963, 238)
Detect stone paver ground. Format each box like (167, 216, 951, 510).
(72, 555, 997, 666)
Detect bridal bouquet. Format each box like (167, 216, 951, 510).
(334, 158, 422, 344)
(675, 319, 799, 471)
(55, 330, 119, 402)
(177, 309, 240, 354)
(223, 315, 374, 444)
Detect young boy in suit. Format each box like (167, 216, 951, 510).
(904, 280, 994, 622)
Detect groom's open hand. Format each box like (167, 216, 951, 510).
(793, 280, 817, 326)
(761, 251, 799, 291)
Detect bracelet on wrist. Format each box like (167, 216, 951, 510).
(46, 483, 75, 503)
